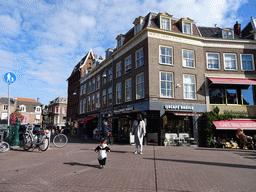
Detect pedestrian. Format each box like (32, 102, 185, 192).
(131, 113, 146, 155)
(95, 139, 111, 168)
(103, 121, 112, 139)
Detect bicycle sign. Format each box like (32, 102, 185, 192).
(3, 72, 16, 84)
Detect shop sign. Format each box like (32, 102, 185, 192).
(115, 107, 134, 113)
(164, 105, 193, 111)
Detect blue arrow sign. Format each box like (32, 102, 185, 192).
(3, 72, 16, 84)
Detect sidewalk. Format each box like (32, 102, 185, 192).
(0, 142, 256, 191)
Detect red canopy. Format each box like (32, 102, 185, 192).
(78, 117, 95, 124)
(208, 77, 256, 85)
(213, 119, 256, 130)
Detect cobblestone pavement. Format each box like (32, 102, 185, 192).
(0, 139, 256, 192)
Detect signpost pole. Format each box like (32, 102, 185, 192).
(8, 83, 10, 127)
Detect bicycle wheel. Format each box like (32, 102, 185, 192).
(38, 138, 49, 151)
(53, 134, 68, 148)
(23, 135, 32, 151)
(0, 141, 10, 152)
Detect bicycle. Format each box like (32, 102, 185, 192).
(107, 131, 114, 145)
(0, 131, 10, 153)
(52, 130, 68, 148)
(22, 125, 50, 151)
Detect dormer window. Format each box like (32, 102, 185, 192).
(179, 17, 193, 35)
(35, 106, 41, 113)
(105, 48, 114, 58)
(183, 23, 191, 34)
(222, 30, 233, 39)
(161, 18, 170, 30)
(116, 34, 125, 49)
(133, 16, 145, 35)
(20, 105, 26, 112)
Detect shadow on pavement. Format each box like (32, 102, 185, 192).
(63, 162, 98, 168)
(144, 158, 256, 169)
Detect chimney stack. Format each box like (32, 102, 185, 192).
(93, 54, 97, 59)
(234, 21, 241, 36)
(37, 98, 40, 102)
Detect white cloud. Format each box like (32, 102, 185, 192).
(0, 14, 21, 37)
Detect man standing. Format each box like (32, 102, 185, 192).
(131, 113, 146, 155)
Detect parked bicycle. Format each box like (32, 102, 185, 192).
(107, 131, 114, 145)
(52, 130, 68, 148)
(22, 125, 50, 152)
(0, 131, 10, 153)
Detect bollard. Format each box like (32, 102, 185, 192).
(12, 118, 20, 146)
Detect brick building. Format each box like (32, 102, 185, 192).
(75, 12, 256, 145)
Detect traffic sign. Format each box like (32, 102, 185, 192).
(3, 72, 16, 84)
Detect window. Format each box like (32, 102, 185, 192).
(88, 82, 92, 93)
(88, 96, 91, 111)
(136, 48, 144, 68)
(161, 18, 170, 30)
(84, 84, 86, 94)
(224, 53, 237, 70)
(125, 78, 132, 102)
(116, 83, 122, 104)
(83, 99, 86, 113)
(135, 23, 140, 34)
(183, 23, 191, 34)
(20, 105, 26, 112)
(222, 30, 233, 39)
(80, 100, 83, 114)
(92, 79, 95, 92)
(102, 89, 107, 107)
(80, 85, 83, 95)
(97, 76, 100, 90)
(160, 72, 173, 98)
(183, 75, 196, 99)
(35, 106, 41, 113)
(108, 68, 112, 81)
(55, 106, 59, 113)
(206, 53, 220, 70)
(62, 107, 66, 114)
(108, 87, 112, 106)
(183, 50, 194, 68)
(96, 92, 100, 105)
(118, 39, 121, 48)
(136, 73, 144, 99)
(92, 95, 95, 111)
(125, 56, 132, 73)
(116, 62, 122, 78)
(160, 46, 173, 65)
(3, 105, 8, 110)
(103, 71, 107, 84)
(210, 86, 255, 105)
(241, 54, 254, 71)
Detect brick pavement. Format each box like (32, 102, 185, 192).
(0, 139, 256, 192)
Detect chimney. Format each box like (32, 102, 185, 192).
(234, 21, 241, 36)
(37, 98, 40, 102)
(93, 54, 97, 59)
(99, 56, 103, 60)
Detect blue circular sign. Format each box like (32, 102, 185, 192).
(3, 72, 16, 84)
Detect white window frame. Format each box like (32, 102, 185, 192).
(160, 72, 174, 98)
(159, 46, 173, 65)
(136, 73, 144, 100)
(116, 83, 122, 104)
(135, 23, 140, 35)
(183, 74, 196, 100)
(182, 49, 195, 68)
(20, 105, 26, 112)
(160, 17, 170, 30)
(125, 55, 132, 73)
(240, 54, 254, 71)
(136, 48, 144, 68)
(206, 52, 220, 70)
(116, 62, 122, 78)
(224, 53, 237, 70)
(183, 22, 191, 34)
(62, 107, 66, 115)
(35, 106, 41, 113)
(222, 30, 233, 39)
(125, 78, 132, 102)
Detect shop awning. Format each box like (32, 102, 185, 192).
(78, 117, 95, 124)
(172, 112, 202, 117)
(208, 77, 256, 85)
(213, 119, 256, 130)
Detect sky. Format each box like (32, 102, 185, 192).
(0, 0, 255, 106)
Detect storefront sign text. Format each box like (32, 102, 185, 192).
(164, 105, 193, 110)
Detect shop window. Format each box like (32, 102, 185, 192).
(226, 89, 237, 104)
(242, 85, 255, 105)
(209, 88, 225, 104)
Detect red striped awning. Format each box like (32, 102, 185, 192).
(208, 77, 256, 85)
(213, 119, 256, 130)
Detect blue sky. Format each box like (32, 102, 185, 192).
(0, 0, 255, 106)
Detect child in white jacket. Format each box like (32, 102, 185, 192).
(95, 139, 111, 168)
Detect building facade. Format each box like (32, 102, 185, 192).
(0, 97, 16, 124)
(76, 12, 256, 145)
